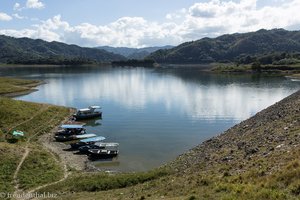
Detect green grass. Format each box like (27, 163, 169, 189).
(38, 168, 170, 193)
(0, 77, 70, 196)
(0, 97, 43, 135)
(0, 143, 23, 194)
(0, 97, 69, 140)
(0, 77, 40, 95)
(18, 146, 64, 190)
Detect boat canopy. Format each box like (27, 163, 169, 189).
(78, 108, 91, 112)
(61, 124, 84, 129)
(75, 134, 97, 139)
(97, 142, 119, 147)
(89, 106, 101, 109)
(80, 136, 106, 143)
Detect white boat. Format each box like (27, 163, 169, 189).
(73, 106, 102, 120)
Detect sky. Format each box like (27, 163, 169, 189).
(0, 0, 300, 48)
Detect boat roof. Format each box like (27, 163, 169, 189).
(96, 142, 119, 147)
(78, 106, 101, 112)
(78, 108, 91, 112)
(80, 136, 106, 143)
(76, 134, 97, 139)
(89, 106, 101, 109)
(61, 124, 84, 129)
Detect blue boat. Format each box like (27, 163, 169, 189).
(70, 136, 106, 149)
(80, 136, 106, 143)
(60, 124, 84, 129)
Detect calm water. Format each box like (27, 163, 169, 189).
(1, 66, 299, 172)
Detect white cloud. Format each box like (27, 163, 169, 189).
(0, 12, 12, 21)
(1, 0, 300, 47)
(13, 13, 26, 19)
(26, 0, 45, 9)
(14, 0, 45, 11)
(13, 3, 21, 11)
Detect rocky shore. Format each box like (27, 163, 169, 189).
(170, 89, 300, 175)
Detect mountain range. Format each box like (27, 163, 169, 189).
(1, 29, 300, 65)
(148, 29, 300, 64)
(96, 46, 173, 59)
(0, 35, 125, 64)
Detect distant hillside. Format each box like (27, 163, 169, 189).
(0, 35, 125, 64)
(148, 29, 300, 64)
(96, 45, 173, 59)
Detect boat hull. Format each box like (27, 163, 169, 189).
(73, 112, 102, 120)
(88, 149, 119, 159)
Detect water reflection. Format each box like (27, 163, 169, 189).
(17, 67, 298, 121)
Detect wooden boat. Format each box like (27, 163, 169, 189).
(55, 133, 96, 142)
(70, 136, 106, 149)
(73, 106, 102, 120)
(78, 142, 119, 154)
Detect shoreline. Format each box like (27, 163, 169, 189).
(38, 109, 93, 172)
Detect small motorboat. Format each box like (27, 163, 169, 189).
(79, 142, 119, 154)
(56, 124, 86, 136)
(87, 145, 119, 159)
(73, 106, 102, 120)
(70, 136, 106, 149)
(55, 133, 97, 142)
(88, 149, 119, 159)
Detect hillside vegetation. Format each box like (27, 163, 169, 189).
(96, 46, 173, 59)
(148, 29, 300, 65)
(0, 35, 125, 64)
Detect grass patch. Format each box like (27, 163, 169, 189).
(0, 77, 40, 95)
(39, 168, 170, 193)
(0, 97, 69, 140)
(0, 97, 43, 135)
(18, 147, 64, 190)
(0, 144, 23, 194)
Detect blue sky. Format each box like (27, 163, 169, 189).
(0, 0, 300, 47)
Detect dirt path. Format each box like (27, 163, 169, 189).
(7, 104, 50, 134)
(11, 108, 91, 200)
(11, 105, 61, 198)
(12, 147, 29, 194)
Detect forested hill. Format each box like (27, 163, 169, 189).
(148, 29, 300, 64)
(96, 45, 173, 59)
(0, 35, 125, 64)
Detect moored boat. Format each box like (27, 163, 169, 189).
(78, 142, 119, 154)
(56, 124, 86, 136)
(55, 133, 97, 142)
(70, 136, 106, 149)
(73, 106, 102, 120)
(88, 148, 119, 159)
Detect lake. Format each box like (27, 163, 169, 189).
(1, 66, 299, 172)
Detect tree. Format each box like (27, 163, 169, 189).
(251, 61, 261, 72)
